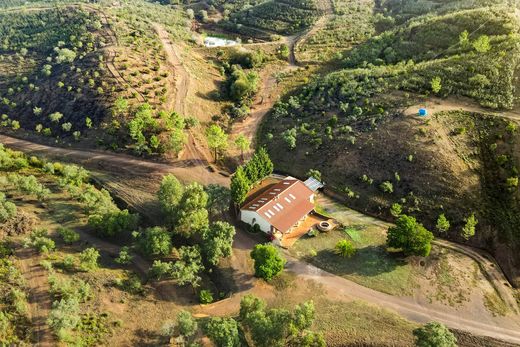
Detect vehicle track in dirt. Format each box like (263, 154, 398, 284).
(3, 3, 520, 344)
(93, 6, 146, 102)
(404, 97, 520, 121)
(14, 247, 54, 347)
(0, 134, 229, 187)
(3, 128, 520, 344)
(230, 0, 333, 150)
(153, 23, 219, 174)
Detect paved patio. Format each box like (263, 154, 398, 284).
(280, 212, 332, 248)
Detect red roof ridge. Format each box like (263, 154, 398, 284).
(241, 178, 299, 211)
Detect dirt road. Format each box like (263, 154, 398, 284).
(153, 23, 217, 171)
(230, 0, 333, 151)
(404, 97, 520, 121)
(15, 247, 54, 346)
(285, 258, 520, 344)
(192, 225, 520, 344)
(317, 194, 520, 314)
(4, 135, 520, 344)
(0, 134, 229, 187)
(199, 190, 520, 343)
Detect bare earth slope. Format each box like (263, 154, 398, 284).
(2, 135, 520, 344)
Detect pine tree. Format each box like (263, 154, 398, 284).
(231, 166, 250, 206)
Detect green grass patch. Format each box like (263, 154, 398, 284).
(343, 226, 362, 243)
(484, 291, 509, 317)
(291, 229, 416, 296)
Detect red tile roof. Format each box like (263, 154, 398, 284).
(241, 178, 314, 233)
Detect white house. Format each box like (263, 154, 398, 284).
(240, 177, 321, 235)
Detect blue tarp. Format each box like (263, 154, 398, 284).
(419, 108, 428, 116)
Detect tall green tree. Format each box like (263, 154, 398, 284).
(239, 295, 324, 347)
(79, 247, 99, 271)
(205, 184, 231, 217)
(255, 147, 274, 178)
(244, 158, 261, 184)
(234, 134, 250, 160)
(202, 221, 236, 266)
(231, 166, 251, 206)
(0, 192, 16, 223)
(461, 213, 477, 240)
(206, 124, 228, 161)
(430, 76, 442, 94)
(436, 214, 450, 233)
(177, 310, 198, 337)
(166, 127, 187, 155)
(171, 246, 204, 287)
(387, 215, 434, 257)
(204, 317, 240, 347)
(473, 35, 491, 53)
(174, 183, 209, 237)
(158, 174, 183, 224)
(250, 244, 286, 280)
(459, 30, 470, 48)
(137, 227, 172, 257)
(113, 97, 129, 116)
(413, 321, 457, 347)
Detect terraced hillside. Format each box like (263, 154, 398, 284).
(296, 0, 375, 63)
(216, 0, 323, 38)
(261, 3, 520, 284)
(0, 2, 193, 157)
(0, 7, 116, 138)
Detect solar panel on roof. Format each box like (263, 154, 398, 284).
(289, 193, 296, 200)
(264, 212, 271, 218)
(304, 177, 324, 191)
(273, 205, 280, 212)
(276, 203, 283, 209)
(284, 197, 291, 203)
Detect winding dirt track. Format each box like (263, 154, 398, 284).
(14, 247, 53, 346)
(0, 134, 229, 187)
(404, 97, 520, 121)
(285, 258, 520, 344)
(153, 23, 217, 171)
(3, 3, 520, 345)
(97, 9, 145, 102)
(229, 0, 333, 149)
(196, 197, 520, 344)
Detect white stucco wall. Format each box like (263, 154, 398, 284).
(240, 210, 271, 233)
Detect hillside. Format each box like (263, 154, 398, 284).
(0, 1, 194, 157)
(2, 0, 520, 345)
(0, 7, 115, 136)
(261, 4, 520, 284)
(209, 0, 322, 38)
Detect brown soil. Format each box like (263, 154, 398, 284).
(14, 247, 54, 346)
(403, 96, 520, 121)
(98, 9, 145, 102)
(153, 23, 221, 174)
(0, 134, 229, 188)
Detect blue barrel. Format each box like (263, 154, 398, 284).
(418, 108, 428, 117)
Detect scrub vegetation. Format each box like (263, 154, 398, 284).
(1, 0, 520, 345)
(261, 0, 520, 285)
